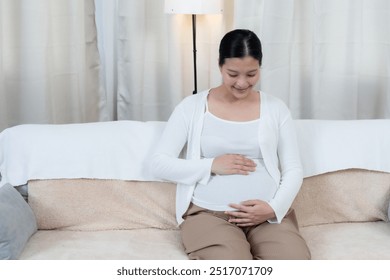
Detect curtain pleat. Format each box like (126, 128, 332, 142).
(0, 0, 106, 131)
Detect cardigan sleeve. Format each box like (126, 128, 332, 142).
(267, 106, 303, 223)
(150, 103, 213, 186)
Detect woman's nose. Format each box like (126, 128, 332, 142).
(235, 77, 248, 88)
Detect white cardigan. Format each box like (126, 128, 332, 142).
(151, 90, 303, 225)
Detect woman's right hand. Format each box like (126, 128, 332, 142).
(211, 154, 257, 175)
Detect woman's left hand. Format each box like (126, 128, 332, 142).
(225, 200, 276, 227)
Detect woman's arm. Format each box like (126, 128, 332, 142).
(150, 105, 214, 186)
(268, 113, 303, 223)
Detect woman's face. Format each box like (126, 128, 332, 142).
(220, 56, 260, 100)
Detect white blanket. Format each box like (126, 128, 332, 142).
(295, 119, 390, 177)
(1, 119, 390, 186)
(0, 121, 166, 186)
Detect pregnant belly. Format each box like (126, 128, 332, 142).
(192, 164, 277, 211)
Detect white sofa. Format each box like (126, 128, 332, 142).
(1, 119, 390, 260)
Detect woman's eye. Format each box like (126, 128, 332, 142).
(228, 74, 238, 78)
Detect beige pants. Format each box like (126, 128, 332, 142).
(180, 203, 311, 260)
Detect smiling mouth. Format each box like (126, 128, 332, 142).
(233, 87, 250, 92)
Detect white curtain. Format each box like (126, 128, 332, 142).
(0, 0, 107, 131)
(96, 0, 231, 121)
(97, 0, 390, 121)
(1, 0, 389, 132)
(234, 0, 390, 119)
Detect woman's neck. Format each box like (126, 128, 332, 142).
(207, 87, 261, 122)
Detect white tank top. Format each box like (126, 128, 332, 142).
(192, 109, 278, 211)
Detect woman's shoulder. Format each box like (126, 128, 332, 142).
(176, 90, 209, 109)
(169, 90, 209, 122)
(261, 92, 291, 118)
(262, 92, 289, 109)
(262, 92, 286, 107)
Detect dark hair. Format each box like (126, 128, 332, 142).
(218, 29, 262, 67)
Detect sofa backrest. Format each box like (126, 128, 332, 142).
(293, 169, 390, 227)
(294, 119, 390, 178)
(28, 179, 178, 231)
(27, 169, 390, 230)
(2, 119, 390, 187)
(0, 121, 166, 187)
(2, 119, 390, 229)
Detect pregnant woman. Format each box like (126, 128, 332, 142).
(151, 29, 310, 260)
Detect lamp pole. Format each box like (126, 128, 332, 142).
(164, 0, 223, 95)
(192, 14, 197, 94)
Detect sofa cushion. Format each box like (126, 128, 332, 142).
(293, 169, 390, 227)
(28, 179, 177, 231)
(300, 222, 390, 259)
(0, 183, 37, 259)
(18, 228, 187, 260)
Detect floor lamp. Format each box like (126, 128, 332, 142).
(164, 0, 223, 94)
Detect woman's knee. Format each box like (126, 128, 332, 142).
(188, 244, 253, 260)
(252, 243, 311, 260)
(249, 210, 311, 260)
(180, 206, 254, 260)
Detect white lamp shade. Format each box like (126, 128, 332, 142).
(164, 0, 223, 14)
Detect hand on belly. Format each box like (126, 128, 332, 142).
(211, 154, 257, 175)
(224, 199, 276, 227)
